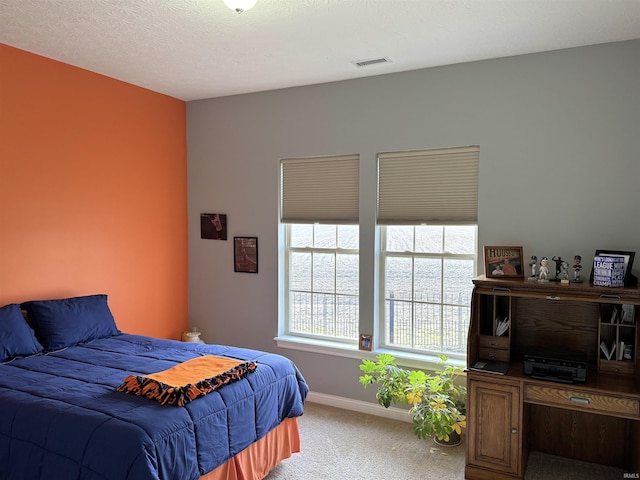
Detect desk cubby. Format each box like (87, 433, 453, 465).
(477, 291, 511, 362)
(598, 303, 637, 375)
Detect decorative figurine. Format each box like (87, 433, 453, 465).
(528, 255, 538, 281)
(551, 256, 564, 281)
(560, 261, 570, 284)
(573, 255, 583, 283)
(538, 257, 549, 282)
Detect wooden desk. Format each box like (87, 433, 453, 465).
(465, 276, 640, 480)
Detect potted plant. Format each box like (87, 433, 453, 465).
(359, 353, 466, 446)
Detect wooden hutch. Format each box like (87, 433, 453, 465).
(465, 275, 640, 479)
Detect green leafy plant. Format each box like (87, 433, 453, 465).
(359, 353, 466, 443)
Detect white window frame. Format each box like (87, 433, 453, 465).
(283, 224, 359, 344)
(379, 225, 477, 362)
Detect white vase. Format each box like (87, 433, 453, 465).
(182, 330, 205, 343)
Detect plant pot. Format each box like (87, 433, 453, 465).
(433, 430, 461, 447)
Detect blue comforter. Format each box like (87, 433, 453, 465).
(0, 334, 308, 480)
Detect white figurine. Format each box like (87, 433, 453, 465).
(538, 257, 549, 282)
(561, 261, 569, 278)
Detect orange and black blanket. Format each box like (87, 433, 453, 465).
(117, 356, 257, 406)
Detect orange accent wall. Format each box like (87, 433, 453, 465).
(0, 44, 188, 340)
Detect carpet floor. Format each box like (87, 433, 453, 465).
(264, 402, 627, 479)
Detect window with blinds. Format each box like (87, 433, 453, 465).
(281, 154, 360, 342)
(378, 146, 479, 358)
(279, 146, 478, 358)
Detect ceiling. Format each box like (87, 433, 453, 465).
(1, 0, 639, 102)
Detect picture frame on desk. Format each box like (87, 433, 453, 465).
(484, 246, 524, 279)
(589, 249, 636, 287)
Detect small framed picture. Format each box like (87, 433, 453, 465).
(234, 237, 258, 273)
(359, 334, 372, 351)
(484, 246, 525, 278)
(200, 213, 227, 240)
(590, 249, 636, 286)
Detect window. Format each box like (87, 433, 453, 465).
(381, 225, 476, 359)
(377, 146, 479, 360)
(280, 154, 360, 344)
(279, 146, 479, 361)
(286, 224, 359, 341)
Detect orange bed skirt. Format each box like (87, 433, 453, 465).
(200, 417, 300, 480)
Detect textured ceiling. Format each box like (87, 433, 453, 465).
(1, 0, 639, 101)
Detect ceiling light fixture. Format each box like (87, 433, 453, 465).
(223, 0, 257, 14)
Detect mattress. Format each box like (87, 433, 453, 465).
(0, 334, 308, 480)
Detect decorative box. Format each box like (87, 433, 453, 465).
(593, 255, 626, 288)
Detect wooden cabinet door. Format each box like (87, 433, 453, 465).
(467, 377, 521, 476)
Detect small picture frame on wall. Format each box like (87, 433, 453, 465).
(200, 213, 227, 240)
(234, 237, 258, 273)
(484, 246, 525, 278)
(359, 334, 373, 351)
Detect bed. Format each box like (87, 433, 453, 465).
(0, 295, 308, 480)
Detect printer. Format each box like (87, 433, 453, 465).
(523, 347, 587, 384)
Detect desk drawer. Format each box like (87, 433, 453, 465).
(478, 347, 509, 362)
(479, 335, 509, 350)
(524, 384, 640, 419)
(599, 359, 635, 375)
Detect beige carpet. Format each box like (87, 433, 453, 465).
(264, 402, 626, 480)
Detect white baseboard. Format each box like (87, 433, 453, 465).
(305, 391, 412, 423)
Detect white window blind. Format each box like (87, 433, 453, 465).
(377, 146, 479, 225)
(281, 154, 360, 224)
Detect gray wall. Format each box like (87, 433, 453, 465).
(187, 40, 640, 403)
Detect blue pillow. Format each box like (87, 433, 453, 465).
(0, 303, 44, 362)
(22, 294, 120, 351)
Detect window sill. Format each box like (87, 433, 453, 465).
(274, 335, 466, 373)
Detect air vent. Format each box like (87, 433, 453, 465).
(352, 57, 391, 68)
